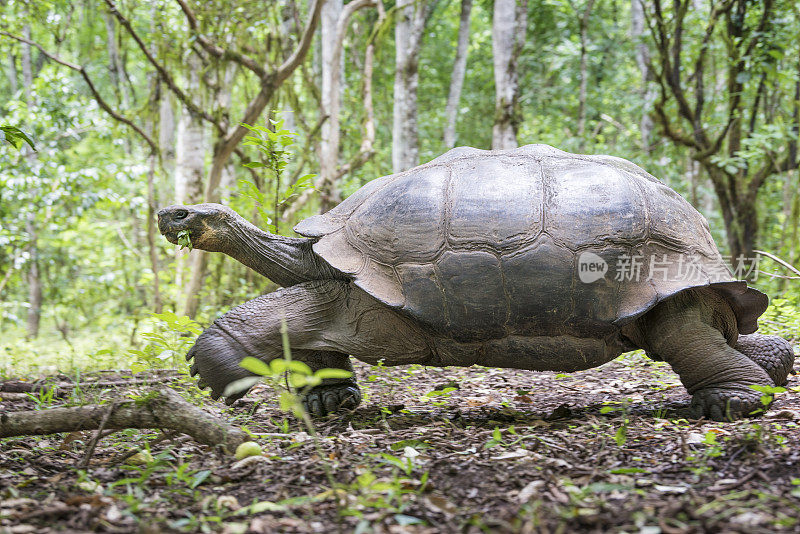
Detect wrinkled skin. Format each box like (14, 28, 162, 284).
(158, 202, 795, 422)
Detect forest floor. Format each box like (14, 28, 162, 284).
(2, 354, 800, 533)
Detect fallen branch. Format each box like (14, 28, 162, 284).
(0, 392, 32, 401)
(0, 387, 247, 453)
(0, 374, 182, 395)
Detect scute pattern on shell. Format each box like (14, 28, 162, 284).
(295, 145, 767, 342)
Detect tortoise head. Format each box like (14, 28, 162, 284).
(157, 203, 238, 252)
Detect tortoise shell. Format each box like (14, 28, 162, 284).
(295, 145, 767, 342)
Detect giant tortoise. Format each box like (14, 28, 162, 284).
(158, 145, 795, 421)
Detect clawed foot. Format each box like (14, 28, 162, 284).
(690, 385, 767, 421)
(302, 382, 362, 417)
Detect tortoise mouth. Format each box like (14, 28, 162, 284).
(157, 207, 190, 244)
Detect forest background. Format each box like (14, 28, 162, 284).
(1, 0, 799, 376)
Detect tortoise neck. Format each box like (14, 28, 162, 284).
(219, 217, 342, 287)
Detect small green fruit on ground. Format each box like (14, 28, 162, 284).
(234, 441, 263, 460)
(127, 451, 154, 465)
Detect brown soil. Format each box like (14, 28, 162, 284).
(2, 354, 800, 533)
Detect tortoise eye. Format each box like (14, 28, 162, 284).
(174, 209, 189, 220)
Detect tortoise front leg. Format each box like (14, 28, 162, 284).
(295, 350, 361, 416)
(624, 288, 775, 421)
(187, 280, 433, 414)
(734, 333, 795, 386)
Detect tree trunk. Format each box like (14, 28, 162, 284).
(146, 138, 163, 314)
(492, 0, 527, 149)
(174, 52, 206, 316)
(22, 24, 41, 339)
(177, 0, 323, 317)
(104, 11, 130, 108)
(159, 91, 176, 174)
(174, 54, 205, 207)
(24, 216, 42, 339)
(630, 0, 654, 151)
(7, 53, 17, 95)
(789, 175, 800, 271)
(181, 57, 239, 319)
(704, 165, 757, 268)
(182, 252, 208, 318)
(21, 25, 32, 91)
(318, 0, 376, 211)
(318, 0, 344, 210)
(443, 0, 472, 149)
(393, 0, 429, 172)
(780, 170, 796, 249)
(576, 0, 596, 147)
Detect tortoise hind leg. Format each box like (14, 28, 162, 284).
(734, 333, 795, 386)
(623, 288, 775, 421)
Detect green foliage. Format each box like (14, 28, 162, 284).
(242, 118, 296, 174)
(25, 384, 57, 409)
(176, 230, 192, 251)
(235, 355, 352, 394)
(759, 296, 800, 341)
(484, 426, 523, 449)
(1, 125, 35, 150)
(240, 118, 317, 233)
(127, 311, 202, 372)
(749, 384, 788, 413)
(0, 0, 798, 394)
(599, 401, 631, 446)
(419, 385, 457, 406)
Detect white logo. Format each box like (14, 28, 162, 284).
(578, 252, 608, 283)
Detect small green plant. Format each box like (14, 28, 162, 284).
(269, 416, 291, 434)
(600, 401, 630, 446)
(484, 426, 523, 449)
(240, 116, 316, 233)
(337, 462, 429, 523)
(128, 311, 202, 372)
(165, 462, 211, 489)
(228, 321, 352, 521)
(75, 469, 102, 493)
(26, 384, 57, 410)
(230, 356, 352, 415)
(748, 384, 787, 415)
(420, 386, 457, 406)
(791, 478, 800, 498)
(687, 431, 725, 474)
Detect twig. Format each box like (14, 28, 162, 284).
(101, 0, 222, 136)
(77, 401, 119, 468)
(115, 227, 145, 258)
(0, 374, 183, 395)
(709, 469, 757, 492)
(108, 430, 188, 465)
(754, 249, 800, 278)
(174, 0, 265, 78)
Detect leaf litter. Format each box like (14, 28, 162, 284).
(1, 353, 800, 533)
